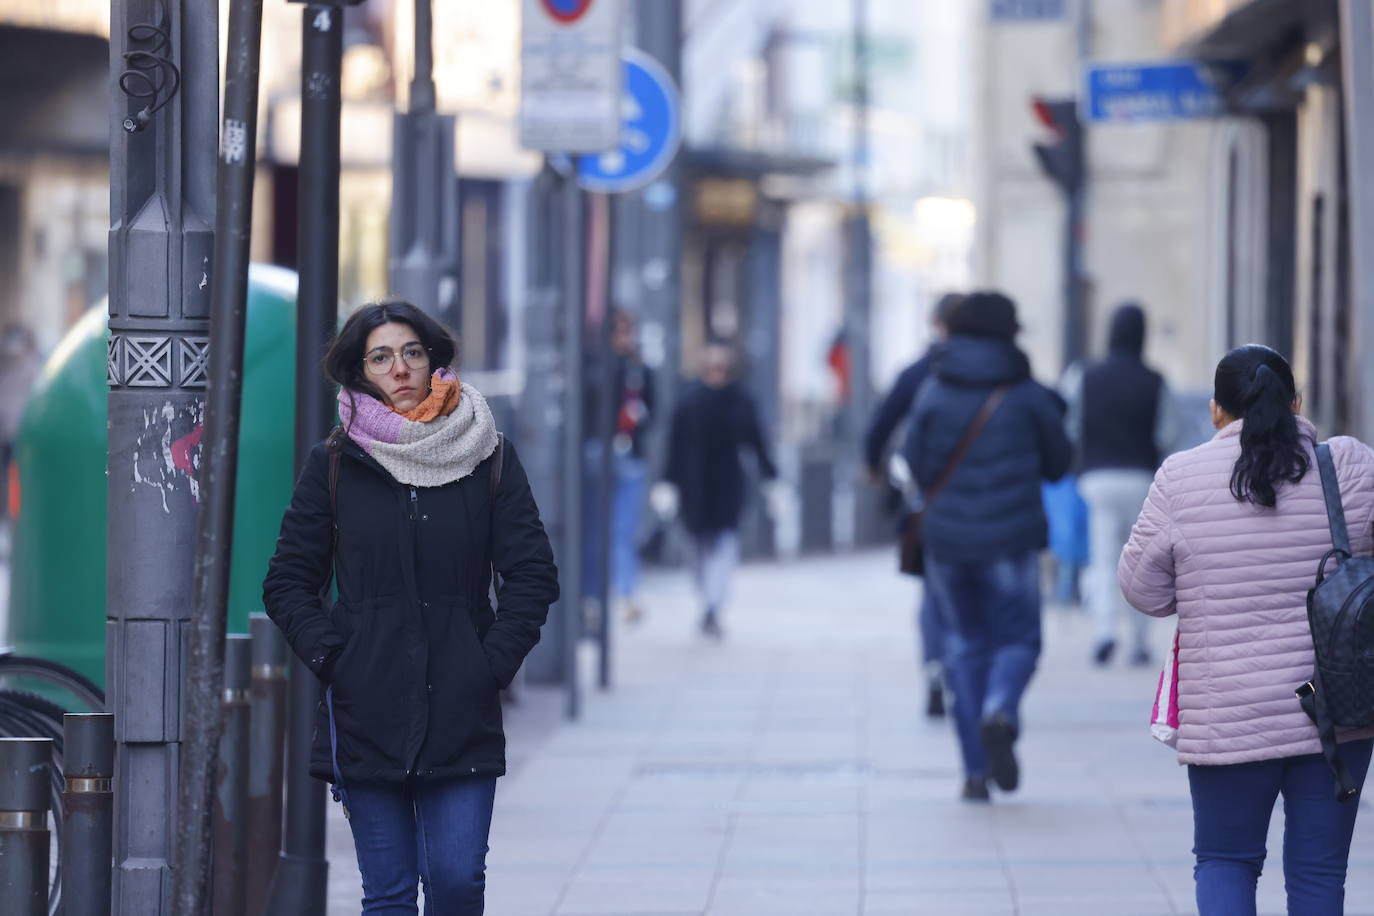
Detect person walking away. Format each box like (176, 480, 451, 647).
(263, 301, 560, 914)
(864, 292, 964, 717)
(583, 309, 656, 624)
(1120, 345, 1374, 916)
(1061, 302, 1178, 666)
(662, 343, 778, 638)
(902, 291, 1072, 801)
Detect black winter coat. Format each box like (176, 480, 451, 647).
(262, 435, 559, 784)
(666, 381, 777, 536)
(902, 335, 1071, 563)
(864, 349, 934, 474)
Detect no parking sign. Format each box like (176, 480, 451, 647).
(520, 0, 622, 153)
(540, 0, 595, 22)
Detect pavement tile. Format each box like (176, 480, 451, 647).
(323, 551, 1374, 915)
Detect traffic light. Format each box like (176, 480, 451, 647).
(1030, 97, 1083, 192)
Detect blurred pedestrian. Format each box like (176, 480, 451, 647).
(1120, 345, 1374, 915)
(0, 322, 41, 518)
(583, 309, 656, 624)
(263, 301, 559, 914)
(1062, 302, 1177, 666)
(864, 292, 964, 717)
(902, 291, 1072, 801)
(661, 343, 778, 638)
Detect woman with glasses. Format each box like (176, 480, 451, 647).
(263, 300, 559, 914)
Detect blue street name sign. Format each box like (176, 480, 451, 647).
(572, 48, 682, 194)
(991, 0, 1065, 21)
(1084, 60, 1247, 123)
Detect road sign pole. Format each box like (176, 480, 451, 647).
(266, 5, 354, 913)
(631, 0, 685, 493)
(106, 2, 217, 910)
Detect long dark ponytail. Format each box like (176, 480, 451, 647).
(1214, 345, 1308, 508)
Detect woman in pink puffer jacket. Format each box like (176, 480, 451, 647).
(1120, 344, 1374, 916)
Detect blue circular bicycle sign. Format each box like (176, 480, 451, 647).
(540, 0, 595, 23)
(573, 48, 682, 194)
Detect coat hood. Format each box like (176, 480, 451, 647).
(934, 335, 1032, 388)
(1108, 304, 1146, 358)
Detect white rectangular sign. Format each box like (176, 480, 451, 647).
(519, 0, 622, 154)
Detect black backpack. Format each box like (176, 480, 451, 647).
(1298, 443, 1374, 802)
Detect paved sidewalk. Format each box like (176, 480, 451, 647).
(327, 550, 1374, 915)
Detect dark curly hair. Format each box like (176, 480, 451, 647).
(1214, 344, 1308, 508)
(324, 299, 458, 406)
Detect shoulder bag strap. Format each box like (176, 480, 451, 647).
(323, 427, 345, 598)
(1316, 443, 1352, 555)
(924, 386, 1008, 506)
(490, 433, 505, 500)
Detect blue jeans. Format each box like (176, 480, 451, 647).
(1189, 740, 1373, 916)
(346, 776, 498, 915)
(582, 447, 648, 600)
(917, 589, 945, 669)
(924, 551, 1041, 778)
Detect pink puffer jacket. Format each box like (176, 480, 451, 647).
(1119, 417, 1374, 765)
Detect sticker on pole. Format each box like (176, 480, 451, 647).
(572, 48, 682, 194)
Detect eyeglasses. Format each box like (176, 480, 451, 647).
(364, 344, 430, 375)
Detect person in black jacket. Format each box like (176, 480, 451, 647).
(864, 292, 963, 718)
(663, 343, 777, 637)
(1060, 302, 1177, 667)
(902, 291, 1071, 801)
(263, 301, 558, 914)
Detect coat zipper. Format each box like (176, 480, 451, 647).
(406, 484, 422, 776)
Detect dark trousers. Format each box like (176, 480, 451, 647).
(1189, 739, 1373, 916)
(346, 775, 498, 915)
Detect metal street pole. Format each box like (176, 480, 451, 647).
(389, 0, 461, 325)
(1339, 0, 1374, 440)
(632, 0, 684, 458)
(560, 173, 585, 718)
(212, 635, 253, 916)
(591, 193, 616, 690)
(61, 714, 115, 916)
(266, 4, 353, 912)
(845, 0, 875, 545)
(517, 166, 573, 705)
(0, 738, 50, 916)
(173, 0, 263, 908)
(244, 613, 288, 914)
(106, 1, 216, 910)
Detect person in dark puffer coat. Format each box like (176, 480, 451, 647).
(263, 300, 559, 914)
(902, 291, 1071, 801)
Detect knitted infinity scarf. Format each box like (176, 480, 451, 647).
(337, 368, 499, 487)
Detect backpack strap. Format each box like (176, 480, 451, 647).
(1303, 442, 1359, 802)
(1296, 673, 1359, 802)
(1316, 443, 1352, 555)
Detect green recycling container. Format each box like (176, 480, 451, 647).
(7, 264, 301, 686)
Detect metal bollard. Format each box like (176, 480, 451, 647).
(214, 634, 253, 916)
(246, 613, 289, 913)
(0, 737, 52, 916)
(61, 713, 114, 916)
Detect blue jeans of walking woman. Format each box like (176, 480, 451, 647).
(924, 551, 1041, 779)
(346, 775, 498, 914)
(1189, 739, 1373, 916)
